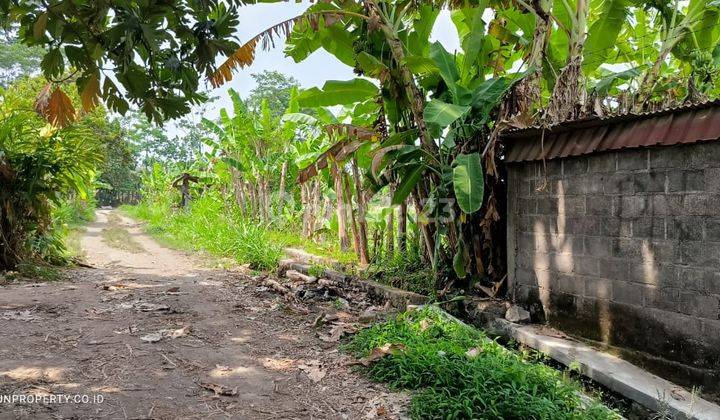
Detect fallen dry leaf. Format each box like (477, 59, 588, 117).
(140, 325, 192, 343)
(199, 381, 238, 396)
(360, 343, 406, 366)
(1, 310, 39, 322)
(465, 347, 483, 359)
(140, 332, 163, 343)
(168, 325, 192, 338)
(419, 318, 431, 331)
(102, 283, 130, 291)
(319, 322, 357, 343)
(670, 387, 687, 401)
(298, 360, 326, 382)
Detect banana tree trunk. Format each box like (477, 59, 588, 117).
(230, 168, 247, 218)
(278, 161, 288, 215)
(263, 178, 271, 222)
(343, 172, 361, 257)
(386, 206, 394, 258)
(366, 1, 442, 265)
(351, 158, 369, 265)
(366, 1, 436, 155)
(398, 198, 407, 253)
(301, 183, 310, 237)
(332, 161, 350, 251)
(513, 0, 551, 114)
(248, 182, 258, 219)
(310, 179, 322, 238)
(412, 189, 435, 264)
(547, 0, 589, 123)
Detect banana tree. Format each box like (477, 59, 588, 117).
(284, 96, 383, 264)
(202, 89, 293, 223)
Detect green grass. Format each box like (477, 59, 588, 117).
(366, 249, 436, 296)
(122, 194, 283, 271)
(100, 212, 145, 253)
(346, 307, 620, 420)
(123, 192, 359, 271)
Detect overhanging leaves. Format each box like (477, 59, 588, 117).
(297, 79, 378, 107)
(453, 152, 484, 214)
(424, 99, 470, 127)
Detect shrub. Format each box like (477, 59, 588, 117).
(0, 111, 101, 269)
(126, 192, 283, 270)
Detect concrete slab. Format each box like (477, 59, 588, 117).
(355, 279, 427, 308)
(490, 319, 720, 420)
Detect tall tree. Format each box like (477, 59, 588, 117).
(0, 0, 275, 124)
(246, 70, 300, 117)
(0, 30, 44, 88)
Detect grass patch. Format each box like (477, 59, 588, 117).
(15, 262, 63, 281)
(346, 307, 619, 420)
(64, 226, 87, 260)
(100, 212, 145, 253)
(122, 193, 283, 271)
(101, 226, 145, 253)
(366, 251, 436, 296)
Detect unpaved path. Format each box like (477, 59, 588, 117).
(0, 210, 405, 419)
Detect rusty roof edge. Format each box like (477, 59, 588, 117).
(499, 99, 720, 141)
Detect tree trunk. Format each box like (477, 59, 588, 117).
(262, 178, 271, 222)
(248, 182, 258, 219)
(366, 1, 442, 265)
(412, 189, 435, 264)
(332, 161, 350, 251)
(398, 198, 407, 253)
(547, 0, 589, 123)
(351, 158, 369, 265)
(343, 172, 360, 257)
(301, 183, 310, 237)
(278, 161, 288, 216)
(366, 0, 436, 154)
(386, 206, 394, 258)
(511, 0, 551, 116)
(413, 200, 428, 263)
(372, 228, 382, 263)
(231, 169, 247, 218)
(309, 179, 322, 238)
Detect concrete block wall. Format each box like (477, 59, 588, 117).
(507, 142, 720, 387)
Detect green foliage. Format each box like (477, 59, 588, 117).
(347, 308, 619, 420)
(367, 245, 436, 296)
(247, 70, 300, 117)
(1, 0, 262, 122)
(125, 112, 199, 169)
(297, 79, 378, 107)
(453, 153, 484, 214)
(0, 30, 44, 88)
(0, 78, 103, 269)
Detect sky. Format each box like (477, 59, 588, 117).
(169, 2, 461, 137)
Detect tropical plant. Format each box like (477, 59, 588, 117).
(0, 87, 103, 268)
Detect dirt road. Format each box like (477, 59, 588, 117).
(0, 210, 405, 419)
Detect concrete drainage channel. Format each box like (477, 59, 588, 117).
(281, 248, 720, 420)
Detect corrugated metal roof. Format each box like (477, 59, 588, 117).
(502, 101, 720, 162)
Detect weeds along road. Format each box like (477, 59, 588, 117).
(0, 209, 405, 419)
